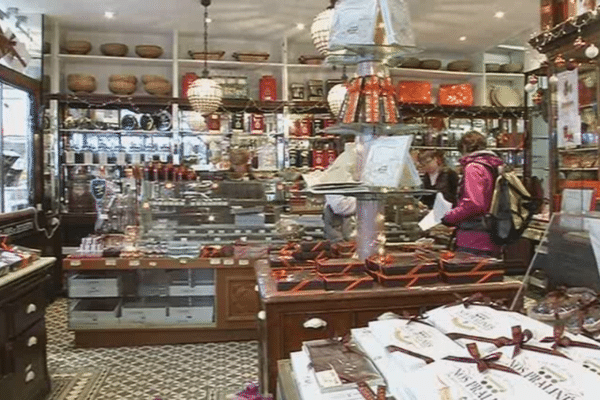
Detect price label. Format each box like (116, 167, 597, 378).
(99, 153, 108, 165)
(266, 237, 272, 242)
(132, 153, 141, 164)
(235, 230, 241, 234)
(259, 229, 266, 233)
(84, 152, 93, 164)
(105, 259, 116, 266)
(149, 261, 157, 267)
(239, 259, 249, 266)
(190, 230, 196, 234)
(71, 260, 81, 267)
(224, 259, 234, 266)
(129, 260, 140, 267)
(218, 230, 225, 233)
(180, 237, 188, 242)
(117, 152, 126, 165)
(208, 230, 215, 234)
(66, 151, 75, 164)
(173, 154, 180, 165)
(215, 237, 221, 242)
(210, 258, 221, 265)
(241, 237, 247, 242)
(245, 230, 252, 233)
(179, 259, 188, 264)
(160, 153, 167, 162)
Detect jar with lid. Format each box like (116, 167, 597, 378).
(307, 80, 324, 101)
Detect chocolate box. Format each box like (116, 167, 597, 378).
(275, 269, 324, 292)
(299, 240, 331, 253)
(331, 241, 356, 257)
(366, 253, 438, 276)
(371, 271, 440, 288)
(322, 272, 374, 291)
(316, 258, 365, 274)
(440, 252, 503, 273)
(440, 269, 504, 284)
(292, 251, 331, 261)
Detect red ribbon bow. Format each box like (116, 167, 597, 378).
(443, 343, 519, 375)
(540, 324, 600, 351)
(380, 77, 398, 124)
(508, 325, 533, 358)
(363, 76, 381, 123)
(399, 310, 433, 327)
(342, 78, 363, 124)
(445, 292, 507, 311)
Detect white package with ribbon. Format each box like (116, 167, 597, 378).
(397, 357, 553, 400)
(492, 345, 600, 400)
(367, 319, 466, 372)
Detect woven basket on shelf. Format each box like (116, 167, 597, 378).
(144, 80, 172, 96)
(100, 43, 129, 57)
(135, 45, 163, 58)
(67, 74, 96, 93)
(109, 75, 137, 85)
(109, 80, 137, 95)
(64, 40, 92, 55)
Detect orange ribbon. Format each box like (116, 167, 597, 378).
(342, 78, 363, 124)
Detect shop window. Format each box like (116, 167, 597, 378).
(0, 81, 33, 213)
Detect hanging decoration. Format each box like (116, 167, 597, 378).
(530, 5, 600, 52)
(187, 0, 223, 115)
(310, 0, 335, 57)
(585, 43, 599, 58)
(554, 54, 566, 68)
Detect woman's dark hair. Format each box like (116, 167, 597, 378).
(418, 150, 446, 166)
(458, 131, 487, 154)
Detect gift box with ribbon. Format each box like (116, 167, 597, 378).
(396, 81, 433, 104)
(439, 83, 474, 106)
(339, 76, 399, 125)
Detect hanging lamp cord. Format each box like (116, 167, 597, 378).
(201, 0, 211, 77)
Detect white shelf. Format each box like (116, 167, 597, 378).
(60, 129, 172, 135)
(389, 67, 482, 80)
(559, 146, 598, 152)
(178, 59, 284, 69)
(56, 54, 173, 66)
(485, 73, 525, 80)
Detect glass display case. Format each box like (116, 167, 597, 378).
(517, 211, 600, 340)
(0, 82, 34, 213)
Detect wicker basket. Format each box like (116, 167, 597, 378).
(485, 63, 501, 72)
(100, 43, 129, 57)
(144, 80, 172, 96)
(232, 52, 270, 62)
(109, 80, 137, 95)
(447, 59, 473, 72)
(188, 50, 225, 60)
(67, 74, 96, 93)
(64, 40, 92, 55)
(500, 63, 523, 73)
(109, 74, 137, 85)
(142, 75, 169, 85)
(419, 59, 442, 70)
(135, 45, 164, 58)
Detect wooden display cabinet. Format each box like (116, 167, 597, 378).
(63, 256, 261, 347)
(254, 260, 522, 395)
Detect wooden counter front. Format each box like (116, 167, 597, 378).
(255, 260, 522, 395)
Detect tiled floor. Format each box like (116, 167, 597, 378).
(46, 299, 259, 400)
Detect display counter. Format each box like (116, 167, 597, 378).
(0, 257, 55, 400)
(254, 260, 522, 394)
(63, 256, 260, 347)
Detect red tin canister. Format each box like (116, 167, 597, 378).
(182, 73, 198, 98)
(299, 117, 313, 136)
(259, 75, 277, 101)
(251, 114, 265, 134)
(207, 114, 221, 133)
(326, 149, 337, 166)
(312, 149, 325, 169)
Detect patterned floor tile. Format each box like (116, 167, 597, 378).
(46, 299, 259, 400)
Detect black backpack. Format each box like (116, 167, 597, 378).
(481, 166, 541, 245)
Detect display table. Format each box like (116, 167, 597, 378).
(255, 260, 522, 395)
(0, 257, 56, 400)
(63, 256, 261, 347)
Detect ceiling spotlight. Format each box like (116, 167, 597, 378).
(296, 23, 305, 30)
(459, 36, 467, 41)
(494, 11, 505, 19)
(104, 11, 115, 19)
(205, 17, 212, 23)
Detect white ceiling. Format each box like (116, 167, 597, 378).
(12, 0, 540, 54)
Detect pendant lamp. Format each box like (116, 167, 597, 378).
(310, 1, 336, 57)
(327, 66, 348, 117)
(187, 0, 223, 115)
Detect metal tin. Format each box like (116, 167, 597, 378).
(299, 117, 313, 136)
(307, 80, 324, 101)
(232, 112, 244, 132)
(207, 114, 221, 133)
(251, 114, 265, 134)
(259, 75, 277, 101)
(290, 83, 305, 100)
(312, 149, 325, 168)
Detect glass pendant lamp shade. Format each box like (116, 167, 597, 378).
(327, 83, 347, 117)
(187, 78, 223, 115)
(311, 8, 334, 57)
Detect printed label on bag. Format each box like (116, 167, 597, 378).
(239, 259, 249, 266)
(224, 259, 234, 266)
(210, 258, 221, 265)
(105, 259, 116, 266)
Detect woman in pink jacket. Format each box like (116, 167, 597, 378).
(441, 132, 503, 257)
